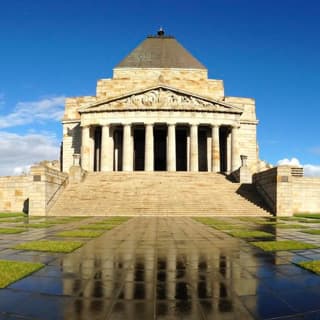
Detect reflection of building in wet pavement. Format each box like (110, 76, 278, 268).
(60, 217, 257, 319)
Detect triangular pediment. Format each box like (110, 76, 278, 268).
(79, 85, 243, 114)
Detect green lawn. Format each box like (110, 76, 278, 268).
(0, 213, 26, 218)
(23, 223, 54, 228)
(228, 230, 274, 238)
(295, 213, 320, 219)
(0, 260, 44, 288)
(297, 260, 320, 274)
(301, 229, 320, 235)
(79, 224, 115, 230)
(252, 240, 318, 251)
(14, 240, 84, 253)
(254, 221, 279, 225)
(0, 228, 26, 234)
(212, 224, 244, 231)
(56, 230, 104, 238)
(276, 224, 309, 229)
(0, 217, 27, 223)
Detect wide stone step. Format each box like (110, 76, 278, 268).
(49, 172, 270, 216)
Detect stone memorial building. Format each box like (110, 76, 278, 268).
(1, 30, 320, 217)
(61, 30, 259, 175)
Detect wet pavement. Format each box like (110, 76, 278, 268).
(0, 217, 320, 319)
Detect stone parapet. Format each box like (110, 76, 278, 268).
(253, 166, 320, 216)
(0, 176, 31, 212)
(29, 165, 68, 216)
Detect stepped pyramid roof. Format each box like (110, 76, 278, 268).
(116, 29, 206, 70)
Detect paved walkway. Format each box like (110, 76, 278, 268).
(0, 217, 320, 319)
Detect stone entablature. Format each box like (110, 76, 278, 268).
(79, 86, 243, 114)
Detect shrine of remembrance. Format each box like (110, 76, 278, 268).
(61, 30, 260, 175)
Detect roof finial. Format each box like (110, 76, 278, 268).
(157, 27, 165, 36)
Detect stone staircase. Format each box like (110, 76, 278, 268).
(48, 172, 271, 216)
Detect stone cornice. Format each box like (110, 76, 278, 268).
(78, 85, 243, 115)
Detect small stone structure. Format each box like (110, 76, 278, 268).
(253, 166, 320, 216)
(0, 163, 68, 215)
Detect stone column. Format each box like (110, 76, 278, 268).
(167, 124, 176, 171)
(144, 124, 154, 171)
(227, 131, 231, 173)
(211, 125, 220, 172)
(207, 131, 212, 172)
(81, 125, 91, 171)
(101, 124, 114, 171)
(187, 134, 190, 171)
(231, 125, 240, 171)
(123, 124, 133, 171)
(190, 124, 199, 172)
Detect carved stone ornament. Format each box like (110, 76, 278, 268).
(108, 89, 215, 108)
(81, 87, 242, 114)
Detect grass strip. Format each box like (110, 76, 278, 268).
(23, 223, 54, 228)
(239, 217, 274, 223)
(79, 224, 115, 230)
(0, 228, 26, 234)
(0, 260, 44, 288)
(228, 230, 274, 238)
(294, 214, 320, 219)
(0, 213, 26, 218)
(0, 217, 27, 223)
(297, 260, 320, 275)
(14, 240, 84, 253)
(212, 224, 244, 230)
(252, 240, 318, 251)
(301, 229, 320, 235)
(56, 230, 104, 238)
(276, 224, 309, 229)
(254, 221, 279, 225)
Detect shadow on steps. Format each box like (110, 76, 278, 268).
(236, 183, 273, 214)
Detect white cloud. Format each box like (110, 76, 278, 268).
(304, 164, 320, 177)
(0, 131, 59, 176)
(277, 158, 320, 177)
(277, 158, 301, 166)
(0, 96, 65, 129)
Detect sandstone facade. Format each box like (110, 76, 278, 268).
(61, 33, 259, 175)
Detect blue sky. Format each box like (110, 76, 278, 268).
(0, 0, 319, 175)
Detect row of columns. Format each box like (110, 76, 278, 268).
(81, 123, 240, 173)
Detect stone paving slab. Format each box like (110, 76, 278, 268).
(0, 217, 320, 319)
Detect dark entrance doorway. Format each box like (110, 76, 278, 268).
(198, 128, 208, 171)
(133, 127, 145, 171)
(113, 128, 123, 171)
(154, 127, 167, 171)
(94, 126, 101, 172)
(176, 127, 187, 171)
(219, 126, 229, 172)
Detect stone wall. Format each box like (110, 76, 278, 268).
(29, 165, 68, 216)
(0, 176, 31, 212)
(292, 177, 320, 213)
(62, 122, 81, 172)
(253, 167, 277, 214)
(253, 166, 320, 216)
